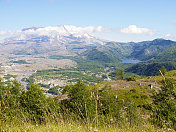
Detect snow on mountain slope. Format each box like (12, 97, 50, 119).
(4, 25, 104, 42)
(0, 25, 106, 55)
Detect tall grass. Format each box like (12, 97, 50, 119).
(0, 79, 175, 132)
(1, 120, 171, 132)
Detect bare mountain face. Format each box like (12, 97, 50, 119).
(0, 25, 109, 79)
(0, 25, 105, 56)
(1, 25, 176, 65)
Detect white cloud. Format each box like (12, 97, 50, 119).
(0, 25, 107, 38)
(0, 30, 14, 36)
(165, 33, 172, 38)
(120, 25, 154, 35)
(164, 33, 176, 40)
(22, 25, 106, 36)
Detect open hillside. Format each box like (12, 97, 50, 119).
(2, 0, 176, 131)
(1, 70, 176, 131)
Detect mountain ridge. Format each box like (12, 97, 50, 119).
(0, 25, 176, 63)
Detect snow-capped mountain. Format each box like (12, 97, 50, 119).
(0, 25, 105, 55)
(2, 25, 105, 43)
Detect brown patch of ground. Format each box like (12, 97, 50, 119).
(109, 78, 162, 91)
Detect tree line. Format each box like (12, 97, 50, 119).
(0, 75, 176, 130)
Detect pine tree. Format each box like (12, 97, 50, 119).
(160, 66, 167, 75)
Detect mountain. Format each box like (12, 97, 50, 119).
(148, 46, 176, 62)
(1, 25, 176, 64)
(1, 25, 176, 82)
(127, 39, 176, 61)
(82, 42, 132, 63)
(0, 25, 105, 56)
(82, 38, 176, 63)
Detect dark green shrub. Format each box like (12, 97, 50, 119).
(151, 78, 176, 130)
(115, 69, 125, 80)
(48, 87, 59, 95)
(20, 82, 48, 123)
(127, 76, 136, 81)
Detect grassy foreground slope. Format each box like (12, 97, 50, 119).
(1, 70, 176, 132)
(1, 122, 163, 132)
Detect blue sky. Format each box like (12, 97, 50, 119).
(0, 0, 176, 42)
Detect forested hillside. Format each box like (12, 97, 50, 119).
(149, 46, 176, 62)
(126, 62, 176, 76)
(128, 39, 176, 61)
